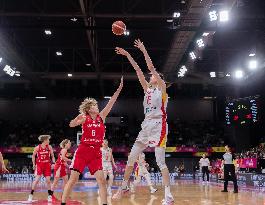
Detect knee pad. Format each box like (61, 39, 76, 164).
(157, 160, 168, 171)
(155, 147, 168, 171)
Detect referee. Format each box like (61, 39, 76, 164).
(221, 145, 238, 193)
(199, 154, 210, 183)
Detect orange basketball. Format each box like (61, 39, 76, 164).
(112, 21, 126, 35)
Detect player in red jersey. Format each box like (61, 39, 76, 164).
(61, 77, 123, 205)
(28, 135, 56, 202)
(51, 139, 72, 198)
(0, 151, 9, 173)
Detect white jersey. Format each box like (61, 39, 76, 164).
(199, 158, 210, 167)
(102, 147, 112, 166)
(143, 87, 168, 120)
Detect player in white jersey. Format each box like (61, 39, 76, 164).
(113, 39, 174, 205)
(131, 153, 157, 194)
(101, 139, 116, 196)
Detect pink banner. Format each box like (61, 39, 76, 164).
(176, 147, 198, 153)
(0, 147, 21, 153)
(237, 158, 257, 168)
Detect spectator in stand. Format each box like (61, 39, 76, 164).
(22, 166, 29, 174)
(199, 154, 210, 183)
(0, 152, 9, 173)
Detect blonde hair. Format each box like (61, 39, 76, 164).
(79, 98, 98, 114)
(38, 135, 51, 142)
(60, 139, 70, 148)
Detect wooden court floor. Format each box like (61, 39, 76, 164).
(0, 180, 264, 205)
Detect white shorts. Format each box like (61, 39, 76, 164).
(103, 163, 113, 175)
(136, 118, 168, 148)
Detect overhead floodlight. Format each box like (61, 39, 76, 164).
(44, 30, 52, 35)
(249, 60, 257, 70)
(166, 19, 173, 23)
(178, 65, 188, 77)
(173, 12, 181, 18)
(3, 65, 15, 76)
(189, 52, 197, 60)
(104, 96, 111, 99)
(86, 63, 91, 66)
(15, 71, 21, 77)
(235, 70, 244, 79)
(196, 39, 205, 48)
(219, 10, 229, 22)
(210, 72, 216, 78)
(209, 10, 218, 21)
(226, 73, 231, 77)
(71, 17, 78, 22)
(36, 96, 46, 99)
(56, 51, 62, 56)
(68, 73, 73, 77)
(202, 32, 210, 37)
(249, 53, 255, 57)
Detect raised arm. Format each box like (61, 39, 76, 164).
(134, 39, 166, 92)
(115, 47, 148, 92)
(100, 77, 123, 121)
(49, 145, 56, 164)
(69, 114, 86, 127)
(0, 152, 8, 173)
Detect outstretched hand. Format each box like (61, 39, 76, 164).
(115, 47, 129, 56)
(134, 39, 145, 52)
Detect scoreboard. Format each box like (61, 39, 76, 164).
(225, 96, 259, 126)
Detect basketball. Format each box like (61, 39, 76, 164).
(112, 20, 126, 35)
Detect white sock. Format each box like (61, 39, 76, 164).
(121, 179, 128, 189)
(165, 186, 172, 198)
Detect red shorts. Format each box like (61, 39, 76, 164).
(70, 144, 102, 175)
(35, 162, 51, 177)
(54, 163, 67, 178)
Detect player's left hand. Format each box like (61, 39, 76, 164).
(134, 39, 145, 52)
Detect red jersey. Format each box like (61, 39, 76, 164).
(56, 149, 67, 165)
(81, 114, 105, 146)
(36, 144, 51, 163)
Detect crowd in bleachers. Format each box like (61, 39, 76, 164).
(167, 119, 228, 148)
(0, 118, 228, 148)
(237, 143, 265, 160)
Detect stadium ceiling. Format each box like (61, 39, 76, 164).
(0, 0, 265, 99)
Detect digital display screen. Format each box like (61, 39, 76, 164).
(225, 96, 258, 126)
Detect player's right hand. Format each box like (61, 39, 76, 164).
(32, 165, 36, 170)
(115, 47, 129, 56)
